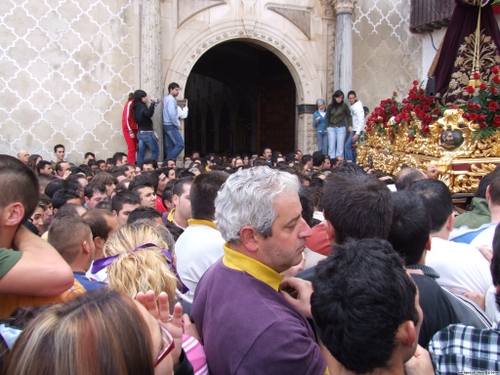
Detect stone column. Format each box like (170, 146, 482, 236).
(331, 0, 356, 93)
(140, 0, 164, 158)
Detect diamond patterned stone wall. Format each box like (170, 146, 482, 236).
(352, 0, 422, 113)
(0, 0, 134, 163)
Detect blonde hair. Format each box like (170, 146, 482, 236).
(104, 222, 178, 306)
(4, 290, 154, 375)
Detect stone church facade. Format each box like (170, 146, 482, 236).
(0, 0, 421, 163)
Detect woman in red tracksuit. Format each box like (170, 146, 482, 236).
(122, 92, 138, 164)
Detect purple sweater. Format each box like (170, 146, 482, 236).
(191, 259, 326, 375)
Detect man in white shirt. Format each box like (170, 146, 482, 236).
(176, 171, 228, 304)
(410, 179, 492, 296)
(345, 91, 365, 162)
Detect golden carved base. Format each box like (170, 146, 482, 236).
(358, 109, 500, 193)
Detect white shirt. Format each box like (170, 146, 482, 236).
(176, 220, 224, 304)
(426, 237, 492, 295)
(350, 100, 365, 134)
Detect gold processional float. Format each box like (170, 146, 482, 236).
(357, 72, 500, 194)
(358, 0, 500, 194)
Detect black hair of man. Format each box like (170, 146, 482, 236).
(395, 167, 426, 191)
(388, 191, 431, 265)
(0, 155, 40, 223)
(141, 158, 158, 170)
(173, 176, 195, 198)
(285, 153, 296, 164)
(141, 171, 159, 192)
(161, 180, 176, 209)
(84, 182, 107, 199)
(44, 179, 69, 199)
(94, 201, 112, 211)
(111, 190, 141, 213)
(176, 169, 195, 179)
(474, 173, 492, 199)
(84, 152, 95, 159)
(38, 173, 57, 190)
(126, 206, 162, 224)
(91, 172, 116, 187)
(54, 161, 70, 177)
(190, 171, 228, 221)
(311, 238, 419, 374)
(111, 152, 127, 166)
(66, 174, 86, 192)
(82, 209, 114, 241)
(36, 160, 53, 174)
(128, 175, 154, 193)
(298, 186, 315, 227)
(168, 82, 180, 91)
(410, 179, 452, 233)
(52, 189, 80, 210)
(312, 151, 326, 167)
(88, 160, 98, 168)
(55, 203, 86, 218)
(253, 158, 268, 167)
(322, 170, 393, 244)
(301, 154, 313, 166)
(53, 144, 65, 153)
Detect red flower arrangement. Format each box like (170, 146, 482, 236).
(461, 66, 500, 138)
(365, 81, 443, 142)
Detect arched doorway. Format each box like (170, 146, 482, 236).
(184, 41, 296, 156)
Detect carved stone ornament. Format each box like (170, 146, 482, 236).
(330, 0, 357, 14)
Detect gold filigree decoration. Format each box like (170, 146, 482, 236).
(440, 31, 500, 106)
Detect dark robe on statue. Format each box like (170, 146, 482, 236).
(430, 0, 500, 105)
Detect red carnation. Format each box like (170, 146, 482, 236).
(413, 80, 419, 86)
(462, 113, 469, 119)
(494, 75, 500, 84)
(480, 83, 488, 91)
(466, 86, 475, 94)
(469, 113, 479, 121)
(491, 87, 498, 95)
(492, 66, 500, 74)
(393, 92, 397, 97)
(489, 101, 499, 112)
(473, 72, 481, 79)
(494, 115, 500, 127)
(433, 108, 441, 115)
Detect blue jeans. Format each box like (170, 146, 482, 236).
(344, 131, 359, 162)
(316, 131, 328, 155)
(137, 131, 159, 164)
(163, 125, 185, 161)
(327, 126, 346, 158)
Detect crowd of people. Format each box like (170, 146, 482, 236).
(1, 100, 500, 374)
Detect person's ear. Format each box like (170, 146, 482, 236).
(323, 217, 337, 244)
(396, 320, 417, 348)
(93, 236, 104, 249)
(84, 196, 90, 205)
(240, 226, 260, 253)
(486, 185, 491, 202)
(446, 213, 454, 233)
(82, 240, 90, 255)
(424, 235, 432, 251)
(172, 194, 179, 207)
(2, 202, 25, 227)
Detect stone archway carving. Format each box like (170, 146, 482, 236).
(165, 20, 321, 153)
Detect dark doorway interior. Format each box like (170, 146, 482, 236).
(184, 41, 295, 156)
